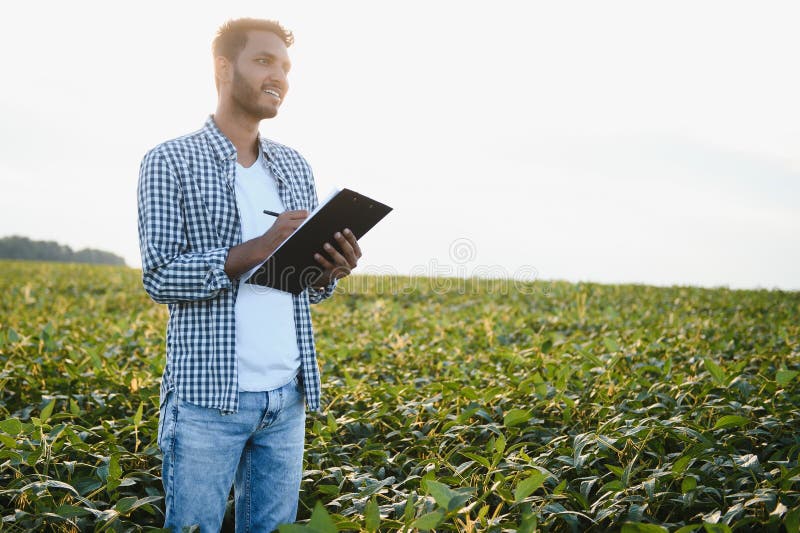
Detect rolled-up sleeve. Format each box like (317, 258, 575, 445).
(137, 148, 232, 304)
(307, 279, 337, 304)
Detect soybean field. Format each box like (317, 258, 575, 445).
(0, 260, 798, 532)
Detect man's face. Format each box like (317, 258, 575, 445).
(227, 30, 291, 120)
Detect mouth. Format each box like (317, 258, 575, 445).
(263, 88, 281, 99)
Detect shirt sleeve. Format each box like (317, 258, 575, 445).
(307, 280, 337, 303)
(303, 158, 337, 304)
(137, 148, 232, 304)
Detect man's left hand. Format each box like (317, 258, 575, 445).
(312, 228, 361, 287)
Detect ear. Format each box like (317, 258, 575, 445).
(214, 55, 233, 89)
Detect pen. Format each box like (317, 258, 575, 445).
(262, 210, 281, 217)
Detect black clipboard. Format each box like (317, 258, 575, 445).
(245, 188, 392, 294)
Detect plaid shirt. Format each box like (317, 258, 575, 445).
(137, 116, 335, 414)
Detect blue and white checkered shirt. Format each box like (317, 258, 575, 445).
(137, 116, 336, 413)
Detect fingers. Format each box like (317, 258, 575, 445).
(313, 252, 334, 271)
(342, 229, 362, 259)
(281, 210, 308, 220)
(333, 231, 359, 267)
(322, 242, 350, 271)
(271, 210, 308, 237)
(313, 251, 349, 280)
(311, 228, 363, 283)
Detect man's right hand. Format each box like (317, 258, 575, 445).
(261, 210, 308, 251)
(224, 210, 308, 281)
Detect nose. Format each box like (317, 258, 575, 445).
(270, 67, 288, 91)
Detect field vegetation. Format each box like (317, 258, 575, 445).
(0, 260, 798, 532)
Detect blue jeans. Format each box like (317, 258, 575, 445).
(157, 376, 306, 532)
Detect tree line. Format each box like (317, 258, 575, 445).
(0, 236, 126, 266)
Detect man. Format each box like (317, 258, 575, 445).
(137, 18, 359, 532)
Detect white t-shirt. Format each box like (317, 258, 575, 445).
(233, 151, 300, 391)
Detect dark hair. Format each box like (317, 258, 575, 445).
(212, 18, 294, 61)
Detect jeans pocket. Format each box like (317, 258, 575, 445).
(157, 390, 173, 452)
(293, 376, 306, 409)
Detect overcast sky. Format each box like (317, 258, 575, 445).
(1, 1, 798, 290)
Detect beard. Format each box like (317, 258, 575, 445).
(231, 67, 277, 120)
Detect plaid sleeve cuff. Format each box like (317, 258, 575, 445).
(204, 247, 232, 292)
(307, 277, 337, 303)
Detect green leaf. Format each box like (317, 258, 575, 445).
(308, 501, 338, 533)
(109, 455, 122, 481)
(713, 415, 749, 430)
(19, 479, 79, 495)
(106, 454, 122, 493)
(447, 491, 473, 512)
(326, 412, 338, 433)
(69, 399, 80, 416)
(603, 337, 620, 352)
(364, 497, 380, 533)
(504, 409, 532, 427)
(114, 495, 162, 516)
(133, 402, 144, 426)
(674, 526, 702, 533)
(672, 455, 693, 474)
(681, 476, 697, 493)
(425, 480, 455, 509)
(514, 470, 549, 502)
(777, 369, 799, 386)
(494, 433, 506, 455)
(607, 464, 624, 478)
(461, 452, 491, 468)
(703, 523, 732, 533)
(54, 504, 90, 518)
(785, 507, 799, 533)
(0, 418, 22, 434)
(114, 496, 138, 513)
(316, 484, 340, 496)
(703, 357, 728, 386)
(621, 523, 669, 533)
(412, 509, 445, 531)
(518, 510, 538, 533)
(403, 493, 416, 524)
(600, 480, 624, 493)
(40, 398, 56, 421)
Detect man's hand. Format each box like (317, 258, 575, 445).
(312, 228, 361, 287)
(262, 210, 309, 251)
(224, 210, 308, 280)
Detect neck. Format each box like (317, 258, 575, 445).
(213, 102, 261, 164)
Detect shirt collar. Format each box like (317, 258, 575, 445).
(202, 115, 236, 162)
(202, 115, 276, 163)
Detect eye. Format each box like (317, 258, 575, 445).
(256, 58, 271, 65)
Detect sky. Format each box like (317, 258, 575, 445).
(1, 1, 798, 290)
